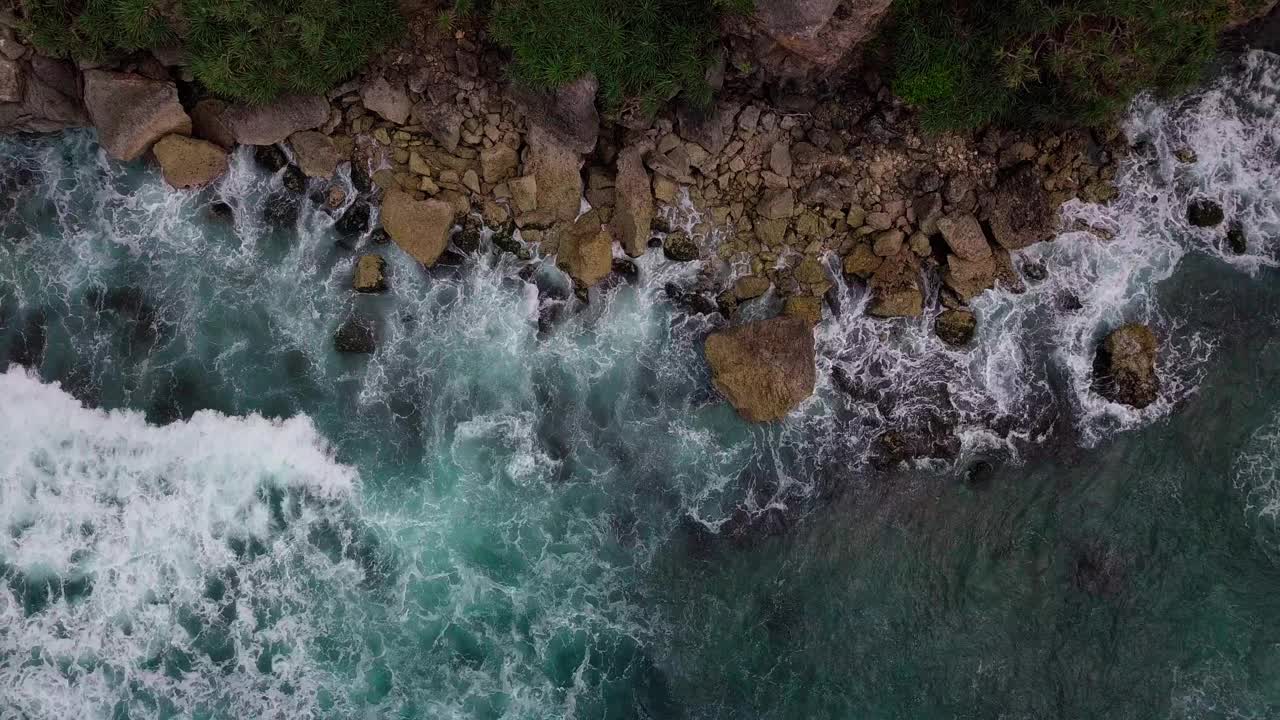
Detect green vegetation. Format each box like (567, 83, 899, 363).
(19, 0, 402, 104)
(889, 0, 1261, 131)
(473, 0, 751, 112)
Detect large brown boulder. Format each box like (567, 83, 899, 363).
(942, 253, 996, 302)
(988, 163, 1054, 250)
(937, 214, 992, 261)
(611, 141, 655, 257)
(0, 56, 89, 133)
(1093, 324, 1160, 408)
(705, 316, 816, 422)
(556, 213, 613, 289)
(152, 134, 228, 188)
(82, 70, 190, 161)
(380, 190, 455, 267)
(867, 252, 922, 318)
(289, 130, 340, 178)
(525, 124, 583, 223)
(220, 95, 328, 146)
(509, 73, 599, 155)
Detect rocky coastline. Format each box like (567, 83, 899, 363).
(2, 0, 1273, 425)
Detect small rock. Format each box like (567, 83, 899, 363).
(769, 142, 793, 177)
(842, 243, 882, 280)
(254, 144, 288, 172)
(757, 188, 795, 220)
(935, 309, 976, 347)
(1187, 198, 1224, 227)
(353, 254, 387, 293)
(783, 296, 823, 327)
(937, 214, 991, 261)
(360, 75, 411, 124)
(480, 144, 519, 184)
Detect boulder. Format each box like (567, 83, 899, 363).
(757, 188, 795, 220)
(704, 316, 816, 422)
(783, 296, 823, 327)
(480, 144, 519, 184)
(663, 232, 700, 262)
(935, 309, 976, 347)
(1093, 323, 1160, 408)
(733, 275, 771, 300)
(509, 73, 599, 155)
(988, 163, 1054, 250)
(525, 124, 583, 223)
(360, 75, 411, 124)
(191, 98, 236, 149)
(380, 190, 455, 266)
(0, 56, 89, 133)
(871, 229, 905, 257)
(353, 254, 387, 293)
(842, 243, 882, 279)
(1187, 198, 1224, 227)
(82, 70, 190, 161)
(677, 99, 740, 155)
(411, 101, 462, 152)
(611, 141, 655, 257)
(152, 134, 228, 188)
(867, 252, 922, 318)
(556, 213, 613, 289)
(289, 131, 340, 179)
(220, 94, 328, 146)
(942, 253, 997, 302)
(937, 214, 992, 261)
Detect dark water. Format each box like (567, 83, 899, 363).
(1, 52, 1278, 719)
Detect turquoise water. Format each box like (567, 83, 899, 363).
(1, 52, 1279, 718)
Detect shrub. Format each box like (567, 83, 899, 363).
(19, 0, 402, 104)
(888, 0, 1262, 131)
(479, 0, 750, 112)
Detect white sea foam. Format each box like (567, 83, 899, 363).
(0, 366, 363, 719)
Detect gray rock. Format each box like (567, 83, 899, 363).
(360, 75, 411, 125)
(937, 214, 991, 261)
(509, 73, 599, 155)
(82, 70, 190, 161)
(221, 94, 329, 146)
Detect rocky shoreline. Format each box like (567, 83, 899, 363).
(2, 2, 1271, 424)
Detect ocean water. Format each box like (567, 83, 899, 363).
(1, 50, 1279, 719)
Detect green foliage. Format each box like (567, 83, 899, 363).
(19, 0, 402, 104)
(889, 0, 1255, 131)
(485, 0, 741, 112)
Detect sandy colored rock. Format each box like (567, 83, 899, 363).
(937, 214, 992, 261)
(380, 190, 455, 267)
(481, 144, 519, 184)
(611, 141, 655, 257)
(289, 131, 340, 179)
(867, 252, 922, 318)
(734, 275, 772, 300)
(943, 253, 996, 302)
(705, 316, 816, 422)
(152, 134, 228, 189)
(842, 243, 882, 279)
(0, 57, 21, 103)
(510, 175, 538, 213)
(353, 254, 387, 293)
(526, 125, 583, 223)
(783, 296, 823, 327)
(83, 70, 191, 162)
(556, 213, 613, 289)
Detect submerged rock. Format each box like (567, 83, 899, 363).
(935, 309, 977, 347)
(263, 191, 300, 227)
(1187, 198, 1224, 227)
(334, 317, 375, 354)
(1093, 323, 1160, 408)
(1226, 220, 1248, 254)
(152, 134, 228, 189)
(704, 316, 816, 422)
(336, 202, 371, 236)
(281, 164, 307, 193)
(253, 144, 289, 173)
(353, 255, 386, 293)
